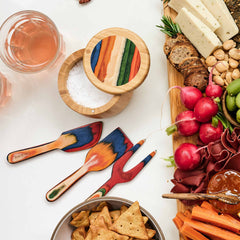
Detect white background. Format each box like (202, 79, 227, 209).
(0, 0, 178, 239)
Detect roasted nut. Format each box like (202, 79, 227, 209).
(229, 48, 240, 60)
(224, 53, 229, 62)
(206, 56, 217, 67)
(226, 72, 232, 83)
(232, 69, 240, 80)
(208, 66, 220, 76)
(213, 49, 225, 60)
(215, 61, 229, 72)
(223, 40, 236, 51)
(213, 76, 225, 86)
(229, 58, 239, 69)
(221, 72, 227, 79)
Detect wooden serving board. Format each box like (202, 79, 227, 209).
(163, 3, 199, 240)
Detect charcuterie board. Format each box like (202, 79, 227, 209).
(163, 3, 199, 240)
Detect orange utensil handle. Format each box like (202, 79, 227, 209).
(7, 141, 58, 164)
(46, 166, 88, 202)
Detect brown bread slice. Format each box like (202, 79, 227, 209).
(184, 72, 208, 92)
(182, 65, 208, 79)
(179, 57, 203, 73)
(168, 42, 199, 70)
(163, 33, 189, 56)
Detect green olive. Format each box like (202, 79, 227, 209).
(236, 93, 240, 109)
(236, 109, 240, 123)
(226, 94, 237, 112)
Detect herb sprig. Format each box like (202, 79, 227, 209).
(156, 16, 181, 37)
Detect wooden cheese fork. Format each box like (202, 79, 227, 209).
(162, 193, 240, 205)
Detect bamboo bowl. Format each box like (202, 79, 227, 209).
(58, 49, 133, 118)
(222, 91, 240, 127)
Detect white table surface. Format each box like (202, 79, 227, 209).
(0, 0, 178, 239)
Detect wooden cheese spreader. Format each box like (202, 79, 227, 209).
(7, 121, 103, 164)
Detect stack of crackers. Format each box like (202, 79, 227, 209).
(70, 201, 156, 240)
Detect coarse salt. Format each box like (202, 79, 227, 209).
(67, 61, 113, 108)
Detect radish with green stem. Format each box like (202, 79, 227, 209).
(170, 86, 203, 110)
(194, 97, 218, 123)
(199, 121, 223, 144)
(174, 143, 201, 171)
(166, 110, 200, 136)
(205, 63, 223, 98)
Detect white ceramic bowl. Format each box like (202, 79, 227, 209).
(51, 197, 165, 240)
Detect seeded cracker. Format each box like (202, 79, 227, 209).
(110, 201, 149, 240)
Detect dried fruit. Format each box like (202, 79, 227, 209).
(79, 0, 91, 4)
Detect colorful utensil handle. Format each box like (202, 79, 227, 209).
(46, 166, 88, 202)
(87, 179, 115, 200)
(7, 140, 58, 164)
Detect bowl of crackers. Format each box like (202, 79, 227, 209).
(51, 197, 165, 240)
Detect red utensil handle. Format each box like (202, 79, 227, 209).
(87, 178, 117, 200)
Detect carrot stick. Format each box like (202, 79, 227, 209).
(94, 37, 110, 78)
(173, 216, 191, 240)
(184, 210, 192, 219)
(173, 216, 184, 229)
(177, 212, 190, 222)
(184, 218, 240, 240)
(192, 205, 240, 234)
(129, 48, 139, 81)
(180, 224, 210, 240)
(201, 201, 218, 213)
(98, 36, 116, 81)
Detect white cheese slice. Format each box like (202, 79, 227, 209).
(175, 8, 222, 58)
(168, 0, 220, 32)
(201, 0, 239, 42)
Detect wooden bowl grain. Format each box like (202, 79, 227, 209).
(222, 90, 240, 127)
(58, 49, 133, 118)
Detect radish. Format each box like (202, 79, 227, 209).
(166, 110, 200, 136)
(194, 97, 218, 123)
(174, 143, 201, 171)
(205, 63, 223, 98)
(199, 121, 223, 144)
(170, 86, 203, 110)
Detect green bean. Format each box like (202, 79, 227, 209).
(236, 109, 240, 123)
(236, 92, 240, 108)
(226, 78, 240, 96)
(226, 94, 237, 112)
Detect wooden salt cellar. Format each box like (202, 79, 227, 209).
(58, 49, 133, 118)
(58, 27, 150, 118)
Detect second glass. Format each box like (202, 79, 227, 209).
(0, 10, 62, 73)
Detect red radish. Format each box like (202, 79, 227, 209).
(170, 86, 203, 110)
(194, 97, 218, 123)
(199, 121, 223, 144)
(174, 143, 201, 171)
(205, 63, 223, 98)
(166, 110, 200, 136)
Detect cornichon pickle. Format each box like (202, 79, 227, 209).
(237, 109, 240, 123)
(226, 78, 240, 96)
(236, 92, 240, 108)
(226, 94, 237, 112)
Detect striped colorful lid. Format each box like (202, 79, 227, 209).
(91, 36, 141, 86)
(83, 28, 150, 95)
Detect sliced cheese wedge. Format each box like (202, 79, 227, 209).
(201, 0, 239, 42)
(168, 0, 220, 32)
(175, 7, 222, 58)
